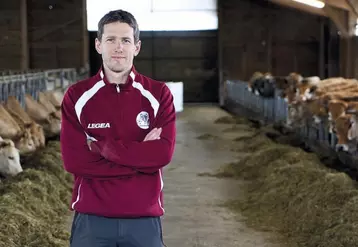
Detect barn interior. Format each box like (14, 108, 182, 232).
(1, 0, 358, 246)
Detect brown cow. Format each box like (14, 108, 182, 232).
(38, 92, 61, 119)
(24, 94, 61, 138)
(5, 96, 46, 148)
(303, 78, 358, 101)
(44, 90, 64, 109)
(328, 100, 358, 122)
(286, 72, 303, 86)
(334, 114, 357, 152)
(0, 104, 23, 139)
(0, 102, 36, 154)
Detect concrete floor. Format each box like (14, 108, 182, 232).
(160, 104, 283, 247)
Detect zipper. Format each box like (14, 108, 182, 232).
(116, 84, 123, 138)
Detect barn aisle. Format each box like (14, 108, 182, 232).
(161, 104, 284, 247)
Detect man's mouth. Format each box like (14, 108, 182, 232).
(112, 56, 125, 59)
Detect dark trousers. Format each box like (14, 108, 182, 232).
(70, 212, 164, 247)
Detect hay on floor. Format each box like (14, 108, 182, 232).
(216, 125, 358, 247)
(214, 115, 251, 125)
(0, 141, 73, 247)
(196, 133, 218, 140)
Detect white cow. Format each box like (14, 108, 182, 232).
(0, 136, 22, 177)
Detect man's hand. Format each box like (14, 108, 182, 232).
(86, 127, 161, 150)
(143, 128, 162, 142)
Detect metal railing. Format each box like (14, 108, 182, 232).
(0, 67, 85, 108)
(225, 80, 340, 151)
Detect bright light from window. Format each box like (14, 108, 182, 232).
(86, 0, 218, 31)
(135, 11, 217, 31)
(292, 0, 325, 8)
(151, 0, 216, 11)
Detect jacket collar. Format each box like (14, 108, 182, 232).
(96, 65, 139, 91)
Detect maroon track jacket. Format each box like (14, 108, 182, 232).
(60, 66, 176, 217)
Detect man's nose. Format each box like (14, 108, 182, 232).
(114, 41, 124, 52)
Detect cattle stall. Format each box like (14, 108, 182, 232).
(223, 78, 358, 176)
(0, 68, 78, 107)
(217, 0, 358, 175)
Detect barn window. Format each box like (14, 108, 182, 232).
(86, 0, 218, 31)
(292, 0, 325, 9)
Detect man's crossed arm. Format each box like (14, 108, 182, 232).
(60, 85, 176, 179)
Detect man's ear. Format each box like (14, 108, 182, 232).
(134, 40, 141, 57)
(95, 38, 102, 55)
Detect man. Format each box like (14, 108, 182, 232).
(60, 9, 176, 247)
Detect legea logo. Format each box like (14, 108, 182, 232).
(87, 123, 111, 129)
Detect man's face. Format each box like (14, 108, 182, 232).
(95, 22, 141, 73)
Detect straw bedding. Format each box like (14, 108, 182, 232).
(0, 141, 72, 247)
(212, 116, 358, 246)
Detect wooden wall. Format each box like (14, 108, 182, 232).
(217, 0, 346, 105)
(0, 1, 23, 70)
(0, 0, 88, 70)
(219, 0, 330, 80)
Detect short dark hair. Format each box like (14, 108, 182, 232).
(97, 9, 140, 43)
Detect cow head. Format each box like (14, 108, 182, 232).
(258, 73, 276, 98)
(49, 112, 61, 135)
(334, 114, 357, 152)
(27, 122, 46, 148)
(305, 98, 328, 124)
(13, 128, 36, 154)
(286, 72, 303, 86)
(297, 76, 320, 101)
(0, 137, 22, 177)
(283, 84, 298, 104)
(273, 76, 289, 92)
(327, 100, 348, 122)
(247, 71, 263, 92)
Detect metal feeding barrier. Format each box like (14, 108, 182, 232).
(224, 80, 340, 151)
(0, 68, 82, 108)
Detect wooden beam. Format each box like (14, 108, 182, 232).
(340, 11, 357, 78)
(82, 0, 89, 68)
(269, 0, 327, 16)
(322, 0, 351, 11)
(323, 5, 349, 38)
(218, 0, 225, 106)
(347, 7, 357, 36)
(318, 18, 325, 78)
(31, 18, 82, 42)
(345, 0, 358, 18)
(339, 34, 352, 77)
(20, 0, 29, 70)
(269, 0, 357, 17)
